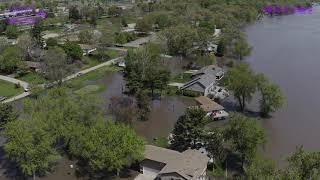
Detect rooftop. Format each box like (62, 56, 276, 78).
(144, 145, 209, 180)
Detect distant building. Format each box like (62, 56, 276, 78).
(181, 65, 224, 96)
(140, 145, 209, 180)
(2, 6, 48, 26)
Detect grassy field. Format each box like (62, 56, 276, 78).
(67, 65, 121, 92)
(0, 80, 23, 97)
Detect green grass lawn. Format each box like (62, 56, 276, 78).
(171, 73, 193, 83)
(19, 72, 48, 85)
(67, 65, 121, 91)
(0, 80, 23, 97)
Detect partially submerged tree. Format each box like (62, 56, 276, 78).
(256, 73, 286, 117)
(220, 63, 257, 112)
(4, 118, 61, 179)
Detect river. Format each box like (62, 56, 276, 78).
(245, 5, 320, 166)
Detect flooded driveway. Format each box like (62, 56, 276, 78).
(245, 5, 320, 166)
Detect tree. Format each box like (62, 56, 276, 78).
(89, 9, 97, 27)
(0, 104, 18, 128)
(78, 30, 93, 44)
(245, 153, 277, 179)
(31, 20, 44, 47)
(256, 74, 286, 117)
(136, 90, 151, 121)
(162, 25, 198, 56)
(216, 40, 225, 57)
(69, 6, 81, 21)
(108, 5, 122, 17)
(225, 113, 266, 167)
(4, 118, 60, 179)
(109, 96, 136, 125)
(0, 46, 23, 73)
(42, 47, 69, 84)
(220, 63, 257, 112)
(233, 33, 252, 60)
(67, 119, 145, 175)
(280, 146, 320, 180)
(5, 25, 19, 39)
(136, 18, 152, 33)
(202, 129, 226, 167)
(170, 108, 207, 152)
(62, 41, 83, 61)
(124, 43, 170, 96)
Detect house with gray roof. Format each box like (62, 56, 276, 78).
(139, 145, 209, 180)
(181, 65, 224, 96)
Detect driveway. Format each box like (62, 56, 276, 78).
(134, 174, 154, 180)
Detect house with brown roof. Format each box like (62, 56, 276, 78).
(139, 145, 209, 180)
(190, 96, 228, 120)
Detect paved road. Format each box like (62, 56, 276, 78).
(0, 75, 30, 104)
(0, 56, 124, 104)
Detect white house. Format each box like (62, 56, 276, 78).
(139, 145, 209, 180)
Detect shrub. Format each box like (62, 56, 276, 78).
(5, 25, 19, 39)
(182, 90, 201, 97)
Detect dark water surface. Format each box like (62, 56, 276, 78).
(245, 6, 320, 166)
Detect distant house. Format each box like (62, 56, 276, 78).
(140, 145, 209, 180)
(79, 44, 97, 56)
(181, 65, 224, 96)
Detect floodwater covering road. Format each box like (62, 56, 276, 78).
(245, 5, 320, 166)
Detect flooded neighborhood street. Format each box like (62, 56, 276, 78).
(245, 5, 320, 166)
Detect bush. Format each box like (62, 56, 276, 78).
(46, 38, 58, 47)
(114, 32, 137, 44)
(182, 90, 201, 97)
(5, 25, 19, 39)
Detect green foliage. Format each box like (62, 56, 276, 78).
(124, 43, 170, 96)
(78, 30, 93, 44)
(136, 90, 151, 121)
(108, 5, 122, 17)
(62, 41, 83, 61)
(0, 46, 22, 74)
(42, 47, 68, 84)
(233, 33, 252, 60)
(245, 153, 277, 179)
(114, 32, 137, 44)
(225, 113, 266, 166)
(170, 108, 207, 151)
(5, 25, 19, 39)
(220, 63, 257, 111)
(67, 119, 145, 173)
(153, 136, 169, 148)
(0, 103, 18, 128)
(256, 74, 286, 117)
(163, 24, 198, 56)
(280, 146, 320, 180)
(69, 6, 81, 21)
(46, 37, 58, 47)
(31, 20, 44, 47)
(4, 118, 61, 177)
(203, 129, 226, 166)
(136, 18, 152, 33)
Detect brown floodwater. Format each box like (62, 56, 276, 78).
(245, 5, 320, 166)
